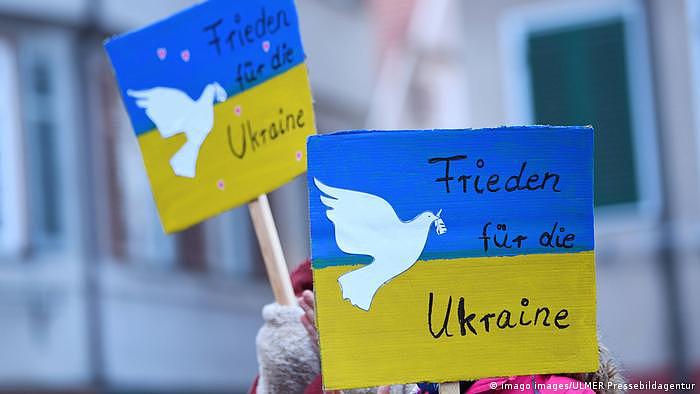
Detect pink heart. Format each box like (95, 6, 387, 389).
(217, 179, 225, 190)
(181, 49, 191, 62)
(295, 151, 303, 162)
(262, 40, 271, 53)
(156, 48, 167, 60)
(234, 105, 242, 116)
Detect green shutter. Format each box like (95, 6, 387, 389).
(528, 19, 639, 207)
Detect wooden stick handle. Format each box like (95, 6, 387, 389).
(441, 382, 460, 394)
(248, 194, 296, 306)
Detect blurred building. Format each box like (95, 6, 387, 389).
(0, 0, 698, 393)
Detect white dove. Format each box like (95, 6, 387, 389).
(314, 178, 446, 311)
(127, 82, 227, 178)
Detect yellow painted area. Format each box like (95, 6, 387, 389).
(137, 64, 315, 232)
(314, 251, 598, 390)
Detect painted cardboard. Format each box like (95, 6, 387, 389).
(105, 0, 315, 232)
(307, 127, 598, 390)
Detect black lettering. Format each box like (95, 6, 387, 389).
(226, 29, 239, 51)
(297, 109, 305, 128)
(487, 174, 501, 192)
(526, 174, 540, 190)
(497, 310, 517, 329)
(513, 235, 527, 248)
(428, 293, 453, 339)
(458, 298, 477, 336)
(244, 25, 254, 43)
(428, 155, 467, 193)
(505, 162, 527, 191)
(493, 227, 512, 249)
(458, 175, 470, 193)
(284, 113, 295, 132)
(534, 307, 551, 326)
(255, 7, 267, 37)
(278, 9, 291, 27)
(247, 120, 260, 150)
(543, 172, 562, 192)
(203, 19, 223, 55)
(554, 309, 570, 329)
(519, 298, 532, 326)
(539, 222, 558, 248)
(479, 222, 492, 253)
(473, 175, 484, 194)
(562, 233, 575, 249)
(227, 124, 246, 159)
(480, 313, 496, 332)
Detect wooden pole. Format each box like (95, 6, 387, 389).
(248, 194, 297, 306)
(441, 382, 460, 394)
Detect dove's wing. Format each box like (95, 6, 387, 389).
(315, 178, 401, 257)
(127, 87, 194, 137)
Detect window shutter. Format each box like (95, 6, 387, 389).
(528, 20, 639, 207)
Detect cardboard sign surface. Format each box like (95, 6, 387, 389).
(106, 0, 315, 232)
(307, 127, 598, 390)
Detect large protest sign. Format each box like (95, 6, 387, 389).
(308, 127, 598, 390)
(105, 0, 315, 233)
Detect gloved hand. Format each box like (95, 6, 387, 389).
(255, 303, 320, 394)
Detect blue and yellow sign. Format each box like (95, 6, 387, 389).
(307, 127, 598, 390)
(105, 0, 315, 232)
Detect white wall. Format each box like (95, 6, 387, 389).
(0, 260, 89, 387)
(0, 0, 87, 25)
(101, 264, 270, 391)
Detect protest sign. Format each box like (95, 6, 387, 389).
(105, 0, 315, 234)
(307, 127, 598, 390)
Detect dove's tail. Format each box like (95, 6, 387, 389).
(338, 263, 390, 311)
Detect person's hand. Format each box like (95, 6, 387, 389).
(299, 290, 392, 394)
(299, 290, 319, 352)
(256, 301, 320, 393)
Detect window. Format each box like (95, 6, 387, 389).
(503, 2, 659, 212)
(17, 31, 91, 255)
(528, 19, 637, 206)
(687, 0, 700, 179)
(23, 55, 64, 247)
(0, 37, 26, 256)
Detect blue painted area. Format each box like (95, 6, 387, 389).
(105, 0, 306, 135)
(307, 127, 594, 267)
